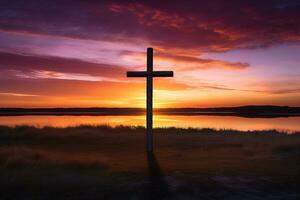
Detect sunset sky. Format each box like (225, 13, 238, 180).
(0, 0, 300, 108)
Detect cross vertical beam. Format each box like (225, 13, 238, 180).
(127, 48, 174, 153)
(147, 48, 153, 152)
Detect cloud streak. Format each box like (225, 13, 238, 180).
(0, 92, 40, 97)
(0, 51, 128, 79)
(121, 50, 250, 71)
(14, 70, 123, 82)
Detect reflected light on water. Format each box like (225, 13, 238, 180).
(0, 115, 299, 133)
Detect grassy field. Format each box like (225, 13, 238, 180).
(0, 125, 299, 199)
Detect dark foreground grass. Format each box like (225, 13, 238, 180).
(0, 125, 299, 200)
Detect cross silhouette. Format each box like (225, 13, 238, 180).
(127, 48, 174, 152)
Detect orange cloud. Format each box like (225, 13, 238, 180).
(121, 51, 249, 71)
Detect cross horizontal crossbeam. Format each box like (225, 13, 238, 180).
(127, 71, 174, 77)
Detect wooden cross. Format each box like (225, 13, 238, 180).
(127, 48, 174, 153)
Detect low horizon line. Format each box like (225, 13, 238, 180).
(1, 105, 300, 109)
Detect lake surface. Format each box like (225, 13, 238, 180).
(0, 115, 299, 133)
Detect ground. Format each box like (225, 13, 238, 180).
(0, 125, 299, 199)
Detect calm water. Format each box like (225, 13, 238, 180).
(0, 115, 299, 133)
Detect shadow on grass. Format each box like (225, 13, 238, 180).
(145, 151, 172, 200)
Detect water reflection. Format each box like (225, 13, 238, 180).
(0, 115, 299, 133)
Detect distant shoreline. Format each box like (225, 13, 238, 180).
(1, 105, 300, 118)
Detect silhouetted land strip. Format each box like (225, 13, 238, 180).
(1, 105, 300, 118)
(0, 125, 299, 199)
